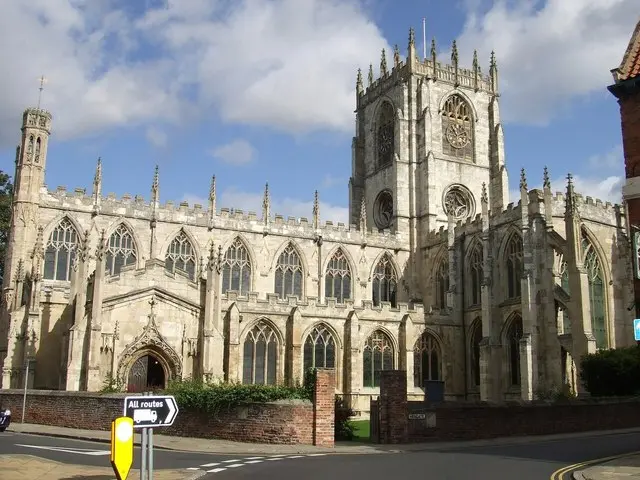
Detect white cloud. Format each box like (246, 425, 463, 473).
(321, 174, 345, 189)
(145, 126, 168, 148)
(456, 0, 639, 125)
(184, 187, 349, 224)
(0, 0, 388, 147)
(209, 139, 255, 166)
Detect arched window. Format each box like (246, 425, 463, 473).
(222, 238, 252, 296)
(27, 135, 34, 161)
(372, 254, 397, 307)
(106, 224, 137, 276)
(470, 319, 482, 387)
(43, 218, 79, 281)
(242, 320, 278, 385)
(363, 330, 394, 388)
(441, 94, 474, 161)
(413, 331, 441, 387)
(582, 234, 607, 349)
(164, 230, 196, 281)
(468, 243, 483, 306)
(325, 249, 351, 303)
(303, 324, 336, 371)
(436, 258, 449, 309)
(505, 233, 523, 299)
(274, 243, 303, 299)
(506, 314, 523, 386)
(376, 102, 395, 168)
(35, 137, 41, 163)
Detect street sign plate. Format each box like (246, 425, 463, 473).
(634, 319, 640, 341)
(123, 395, 179, 429)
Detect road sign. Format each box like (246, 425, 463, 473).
(123, 395, 179, 429)
(111, 416, 134, 480)
(634, 319, 640, 341)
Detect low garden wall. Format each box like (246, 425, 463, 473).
(372, 370, 640, 444)
(0, 368, 336, 447)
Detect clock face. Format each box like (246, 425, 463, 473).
(445, 123, 470, 149)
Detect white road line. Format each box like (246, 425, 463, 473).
(244, 456, 264, 460)
(207, 467, 227, 473)
(244, 460, 263, 464)
(288, 455, 305, 458)
(221, 459, 240, 463)
(270, 454, 288, 457)
(200, 462, 220, 467)
(307, 453, 328, 457)
(266, 457, 283, 461)
(227, 464, 244, 468)
(186, 467, 200, 470)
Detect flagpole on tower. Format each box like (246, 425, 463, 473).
(422, 17, 427, 59)
(37, 75, 47, 110)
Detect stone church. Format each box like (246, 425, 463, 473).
(0, 29, 635, 414)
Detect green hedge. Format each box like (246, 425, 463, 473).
(580, 345, 640, 396)
(164, 369, 316, 415)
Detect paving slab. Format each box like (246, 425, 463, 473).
(0, 454, 203, 480)
(574, 453, 640, 479)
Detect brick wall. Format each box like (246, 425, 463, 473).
(0, 369, 336, 446)
(371, 370, 640, 443)
(621, 94, 640, 179)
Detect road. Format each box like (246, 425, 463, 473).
(0, 429, 639, 479)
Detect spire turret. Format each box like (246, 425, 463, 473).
(472, 50, 480, 91)
(359, 195, 367, 233)
(430, 38, 437, 77)
(262, 182, 270, 225)
(356, 68, 363, 95)
(519, 168, 528, 192)
(565, 173, 578, 217)
(490, 50, 499, 94)
(151, 165, 159, 205)
(543, 166, 551, 189)
(313, 190, 320, 230)
(208, 175, 216, 230)
(393, 44, 400, 67)
(368, 64, 374, 86)
(92, 157, 102, 216)
(451, 40, 459, 86)
(380, 49, 388, 77)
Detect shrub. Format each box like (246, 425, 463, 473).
(580, 345, 640, 396)
(164, 378, 313, 415)
(334, 395, 355, 440)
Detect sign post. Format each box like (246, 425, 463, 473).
(123, 392, 179, 480)
(110, 416, 134, 480)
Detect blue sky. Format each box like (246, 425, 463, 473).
(0, 0, 636, 224)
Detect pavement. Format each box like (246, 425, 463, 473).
(4, 423, 640, 478)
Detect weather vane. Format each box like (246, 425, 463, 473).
(37, 75, 48, 110)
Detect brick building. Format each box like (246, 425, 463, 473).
(609, 19, 640, 318)
(0, 29, 636, 413)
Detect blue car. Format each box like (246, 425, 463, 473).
(0, 408, 11, 432)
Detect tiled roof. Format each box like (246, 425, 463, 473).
(614, 18, 640, 82)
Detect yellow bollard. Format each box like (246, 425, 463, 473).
(110, 416, 134, 480)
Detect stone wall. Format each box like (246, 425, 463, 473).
(371, 370, 640, 443)
(0, 369, 336, 447)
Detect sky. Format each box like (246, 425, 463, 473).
(0, 0, 637, 225)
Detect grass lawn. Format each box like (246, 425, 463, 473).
(350, 419, 370, 441)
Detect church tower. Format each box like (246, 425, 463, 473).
(349, 28, 509, 243)
(2, 107, 52, 307)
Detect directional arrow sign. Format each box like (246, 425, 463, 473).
(123, 395, 179, 429)
(634, 319, 640, 341)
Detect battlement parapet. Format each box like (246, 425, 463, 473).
(223, 291, 424, 319)
(40, 188, 404, 249)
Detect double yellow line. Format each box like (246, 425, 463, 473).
(550, 451, 640, 479)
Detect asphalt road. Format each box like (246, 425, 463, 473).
(1, 429, 639, 479)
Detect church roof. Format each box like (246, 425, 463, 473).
(613, 18, 640, 82)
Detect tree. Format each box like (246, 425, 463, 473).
(0, 171, 13, 285)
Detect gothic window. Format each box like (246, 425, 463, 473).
(470, 319, 482, 387)
(468, 243, 483, 306)
(303, 324, 336, 371)
(27, 135, 34, 162)
(325, 249, 351, 303)
(506, 314, 523, 386)
(372, 254, 397, 307)
(559, 260, 570, 294)
(413, 331, 441, 388)
(242, 320, 278, 385)
(363, 330, 394, 388)
(376, 102, 395, 169)
(222, 238, 252, 296)
(164, 230, 196, 281)
(443, 185, 473, 221)
(582, 234, 607, 349)
(441, 94, 474, 161)
(373, 190, 393, 231)
(35, 137, 41, 163)
(274, 243, 303, 299)
(505, 233, 523, 299)
(106, 224, 137, 276)
(556, 300, 571, 335)
(436, 258, 449, 309)
(43, 218, 79, 281)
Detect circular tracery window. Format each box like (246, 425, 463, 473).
(443, 185, 474, 220)
(373, 190, 393, 230)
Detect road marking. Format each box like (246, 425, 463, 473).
(200, 462, 220, 467)
(307, 453, 327, 457)
(221, 459, 240, 463)
(245, 456, 264, 460)
(207, 467, 227, 473)
(549, 450, 640, 479)
(288, 455, 304, 458)
(227, 464, 243, 468)
(186, 467, 200, 470)
(266, 457, 284, 461)
(245, 460, 263, 464)
(15, 444, 110, 456)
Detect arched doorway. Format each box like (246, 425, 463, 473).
(127, 353, 166, 393)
